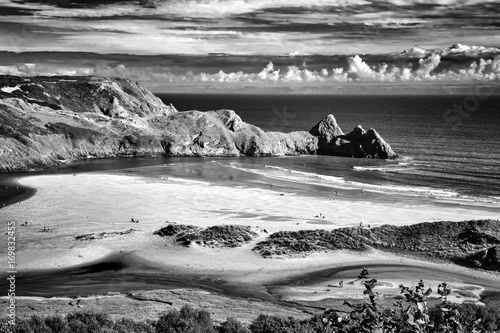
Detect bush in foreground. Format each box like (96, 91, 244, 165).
(5, 300, 500, 333)
(155, 305, 216, 333)
(218, 317, 249, 333)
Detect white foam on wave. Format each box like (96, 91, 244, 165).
(352, 165, 411, 172)
(263, 164, 345, 182)
(220, 161, 460, 199)
(347, 180, 459, 198)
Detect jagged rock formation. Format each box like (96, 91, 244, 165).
(0, 75, 397, 172)
(310, 116, 396, 159)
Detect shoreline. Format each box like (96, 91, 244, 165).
(0, 175, 37, 209)
(2, 154, 500, 207)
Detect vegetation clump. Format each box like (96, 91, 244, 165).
(154, 224, 257, 248)
(75, 229, 138, 241)
(5, 300, 500, 333)
(253, 219, 500, 271)
(254, 229, 365, 257)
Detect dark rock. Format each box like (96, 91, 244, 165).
(362, 128, 397, 159)
(309, 115, 397, 159)
(309, 114, 344, 154)
(342, 125, 366, 142)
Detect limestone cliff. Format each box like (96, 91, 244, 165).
(0, 75, 397, 172)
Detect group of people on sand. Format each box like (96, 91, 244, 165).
(43, 224, 60, 232)
(19, 220, 61, 232)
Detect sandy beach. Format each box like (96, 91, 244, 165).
(2, 171, 499, 270)
(1, 168, 499, 318)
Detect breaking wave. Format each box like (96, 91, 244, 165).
(218, 161, 461, 199)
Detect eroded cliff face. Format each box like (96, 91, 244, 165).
(0, 75, 397, 172)
(0, 75, 177, 171)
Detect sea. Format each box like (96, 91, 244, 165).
(154, 93, 500, 201)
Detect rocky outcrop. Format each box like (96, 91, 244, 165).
(310, 116, 396, 159)
(0, 75, 397, 172)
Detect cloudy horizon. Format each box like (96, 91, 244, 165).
(0, 0, 499, 93)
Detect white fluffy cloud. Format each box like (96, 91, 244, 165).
(2, 54, 499, 87)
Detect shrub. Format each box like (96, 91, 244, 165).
(218, 317, 249, 333)
(155, 305, 216, 333)
(475, 304, 500, 331)
(0, 318, 14, 333)
(113, 318, 155, 333)
(12, 319, 33, 333)
(249, 315, 302, 333)
(429, 302, 500, 332)
(66, 311, 114, 333)
(15, 316, 51, 333)
(44, 315, 69, 333)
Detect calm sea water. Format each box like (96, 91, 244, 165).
(157, 94, 500, 200)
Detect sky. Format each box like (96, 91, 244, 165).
(0, 0, 499, 93)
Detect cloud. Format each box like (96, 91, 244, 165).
(400, 44, 500, 58)
(416, 54, 441, 78)
(2, 53, 499, 86)
(2, 0, 500, 56)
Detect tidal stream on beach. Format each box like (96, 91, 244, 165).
(4, 251, 500, 309)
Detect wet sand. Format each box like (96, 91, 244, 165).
(0, 176, 36, 208)
(4, 252, 277, 303)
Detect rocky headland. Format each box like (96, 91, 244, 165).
(0, 75, 397, 172)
